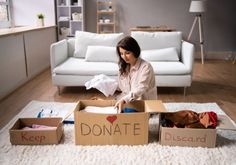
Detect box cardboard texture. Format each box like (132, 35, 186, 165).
(159, 113, 236, 148)
(74, 100, 166, 145)
(9, 118, 63, 145)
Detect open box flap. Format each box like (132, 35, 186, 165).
(144, 100, 167, 113)
(217, 115, 236, 130)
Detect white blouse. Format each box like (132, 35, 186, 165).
(117, 58, 157, 102)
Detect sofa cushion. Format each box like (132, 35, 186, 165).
(141, 47, 179, 61)
(131, 31, 182, 55)
(85, 46, 118, 63)
(53, 58, 190, 76)
(53, 57, 119, 76)
(74, 31, 124, 58)
(150, 61, 191, 75)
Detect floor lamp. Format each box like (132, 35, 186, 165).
(187, 0, 206, 64)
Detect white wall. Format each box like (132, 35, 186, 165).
(10, 0, 236, 54)
(12, 0, 56, 26)
(85, 0, 236, 54)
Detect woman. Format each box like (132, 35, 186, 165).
(115, 36, 157, 113)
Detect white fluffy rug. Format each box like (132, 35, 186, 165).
(0, 101, 236, 165)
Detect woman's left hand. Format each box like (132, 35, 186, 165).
(114, 99, 125, 113)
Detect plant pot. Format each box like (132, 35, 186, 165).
(37, 18, 44, 27)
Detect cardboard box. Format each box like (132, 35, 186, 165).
(159, 113, 236, 148)
(74, 100, 166, 145)
(9, 118, 63, 145)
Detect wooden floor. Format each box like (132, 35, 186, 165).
(0, 60, 235, 129)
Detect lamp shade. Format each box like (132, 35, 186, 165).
(189, 0, 206, 13)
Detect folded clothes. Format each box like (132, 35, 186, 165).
(161, 110, 217, 129)
(81, 106, 117, 114)
(81, 106, 139, 114)
(21, 124, 57, 130)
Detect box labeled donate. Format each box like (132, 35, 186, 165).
(74, 100, 166, 145)
(9, 118, 63, 145)
(159, 113, 236, 148)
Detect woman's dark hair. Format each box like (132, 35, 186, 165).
(116, 36, 141, 75)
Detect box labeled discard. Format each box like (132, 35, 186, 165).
(9, 118, 63, 145)
(159, 113, 236, 148)
(74, 100, 166, 145)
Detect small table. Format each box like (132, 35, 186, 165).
(130, 26, 175, 32)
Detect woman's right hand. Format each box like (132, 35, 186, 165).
(114, 99, 125, 113)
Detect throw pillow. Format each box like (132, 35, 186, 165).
(74, 31, 124, 58)
(85, 46, 118, 63)
(141, 47, 179, 61)
(131, 31, 182, 54)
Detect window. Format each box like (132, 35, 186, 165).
(0, 0, 11, 28)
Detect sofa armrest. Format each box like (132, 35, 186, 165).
(181, 41, 195, 74)
(50, 39, 68, 71)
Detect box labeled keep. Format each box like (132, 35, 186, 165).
(74, 100, 166, 145)
(9, 117, 63, 145)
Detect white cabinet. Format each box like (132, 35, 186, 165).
(57, 0, 85, 40)
(0, 26, 57, 100)
(0, 34, 27, 99)
(24, 28, 57, 78)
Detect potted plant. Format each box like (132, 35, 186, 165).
(37, 13, 44, 19)
(37, 13, 45, 27)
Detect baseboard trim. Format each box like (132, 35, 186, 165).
(194, 51, 236, 60)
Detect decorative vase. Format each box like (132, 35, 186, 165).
(72, 13, 80, 21)
(37, 18, 44, 27)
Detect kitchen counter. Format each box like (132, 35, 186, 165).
(0, 25, 56, 37)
